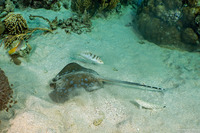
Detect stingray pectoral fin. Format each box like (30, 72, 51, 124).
(84, 85, 102, 92)
(84, 82, 104, 92)
(49, 90, 69, 103)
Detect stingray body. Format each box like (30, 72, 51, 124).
(49, 62, 164, 103)
(49, 63, 104, 102)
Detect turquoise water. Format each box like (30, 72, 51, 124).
(0, 1, 200, 132)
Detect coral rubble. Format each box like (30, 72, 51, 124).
(136, 0, 200, 51)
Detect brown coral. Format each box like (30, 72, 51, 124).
(4, 14, 28, 35)
(0, 68, 15, 112)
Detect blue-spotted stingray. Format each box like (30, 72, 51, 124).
(49, 62, 164, 103)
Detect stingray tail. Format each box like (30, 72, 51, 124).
(102, 78, 165, 91)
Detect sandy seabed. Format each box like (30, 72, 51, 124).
(0, 6, 200, 133)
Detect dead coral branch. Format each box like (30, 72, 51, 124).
(29, 15, 58, 30)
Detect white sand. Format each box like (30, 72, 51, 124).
(0, 6, 200, 133)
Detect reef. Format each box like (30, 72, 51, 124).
(136, 0, 200, 51)
(0, 0, 15, 19)
(71, 0, 120, 17)
(60, 13, 92, 34)
(13, 0, 61, 11)
(29, 13, 92, 34)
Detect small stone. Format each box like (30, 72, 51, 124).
(93, 118, 104, 126)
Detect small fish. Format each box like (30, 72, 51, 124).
(79, 52, 104, 64)
(8, 40, 26, 55)
(133, 99, 166, 110)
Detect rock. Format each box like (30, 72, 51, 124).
(182, 28, 199, 45)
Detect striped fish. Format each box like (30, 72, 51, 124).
(133, 99, 166, 110)
(80, 52, 104, 64)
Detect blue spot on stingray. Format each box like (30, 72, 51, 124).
(58, 89, 62, 92)
(81, 79, 83, 81)
(74, 84, 77, 88)
(89, 83, 94, 87)
(85, 83, 88, 86)
(84, 78, 88, 81)
(70, 80, 74, 85)
(81, 82, 84, 85)
(68, 88, 72, 92)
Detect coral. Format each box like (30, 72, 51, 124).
(99, 0, 120, 12)
(181, 7, 198, 27)
(0, 21, 5, 35)
(4, 14, 28, 35)
(187, 0, 198, 7)
(61, 0, 69, 9)
(137, 13, 181, 45)
(14, 0, 60, 10)
(50, 1, 61, 11)
(71, 0, 93, 15)
(136, 0, 200, 51)
(5, 0, 15, 12)
(1, 14, 52, 64)
(1, 27, 51, 53)
(0, 68, 15, 112)
(162, 0, 182, 10)
(120, 0, 131, 5)
(71, 0, 120, 17)
(181, 28, 199, 45)
(29, 15, 58, 30)
(60, 13, 92, 34)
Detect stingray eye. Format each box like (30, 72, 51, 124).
(52, 78, 57, 82)
(50, 83, 56, 88)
